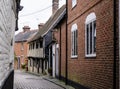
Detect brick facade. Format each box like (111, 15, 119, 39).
(14, 27, 37, 70)
(67, 0, 115, 88)
(14, 42, 28, 69)
(53, 17, 66, 78)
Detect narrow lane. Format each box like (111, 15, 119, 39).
(14, 70, 64, 89)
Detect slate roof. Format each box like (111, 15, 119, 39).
(28, 4, 66, 42)
(15, 30, 38, 42)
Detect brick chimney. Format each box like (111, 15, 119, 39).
(23, 26, 30, 32)
(38, 23, 44, 29)
(52, 0, 59, 14)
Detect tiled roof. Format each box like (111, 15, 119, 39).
(28, 4, 66, 42)
(15, 30, 38, 42)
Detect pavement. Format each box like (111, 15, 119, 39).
(14, 70, 75, 89)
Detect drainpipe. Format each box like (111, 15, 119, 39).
(59, 26, 61, 80)
(65, 0, 68, 85)
(113, 0, 116, 89)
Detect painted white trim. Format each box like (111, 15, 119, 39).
(72, 0, 77, 8)
(85, 12, 96, 57)
(85, 54, 96, 58)
(71, 23, 78, 58)
(71, 23, 77, 31)
(71, 55, 78, 58)
(85, 12, 96, 24)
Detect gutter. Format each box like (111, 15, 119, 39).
(65, 0, 68, 85)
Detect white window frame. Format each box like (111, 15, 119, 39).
(72, 0, 77, 8)
(71, 23, 78, 58)
(85, 12, 96, 57)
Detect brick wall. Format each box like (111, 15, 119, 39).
(14, 42, 29, 69)
(0, 0, 17, 87)
(67, 0, 114, 89)
(60, 19, 66, 78)
(53, 18, 66, 78)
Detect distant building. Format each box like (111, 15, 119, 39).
(27, 0, 59, 75)
(0, 0, 21, 89)
(14, 26, 37, 70)
(27, 23, 45, 74)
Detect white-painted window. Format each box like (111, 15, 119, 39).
(71, 24, 78, 58)
(85, 12, 96, 57)
(72, 0, 77, 8)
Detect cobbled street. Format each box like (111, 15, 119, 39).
(14, 71, 64, 89)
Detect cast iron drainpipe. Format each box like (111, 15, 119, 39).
(65, 0, 68, 85)
(113, 0, 116, 89)
(59, 24, 61, 80)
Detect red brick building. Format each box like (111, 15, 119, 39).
(64, 0, 118, 89)
(14, 26, 37, 69)
(51, 0, 119, 89)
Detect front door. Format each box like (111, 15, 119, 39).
(52, 44, 56, 77)
(17, 57, 20, 69)
(55, 44, 59, 77)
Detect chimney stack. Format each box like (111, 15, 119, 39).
(38, 23, 44, 30)
(52, 0, 59, 14)
(23, 26, 30, 32)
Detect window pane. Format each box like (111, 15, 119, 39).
(40, 41, 43, 48)
(74, 31, 75, 55)
(36, 42, 38, 49)
(90, 22, 92, 54)
(76, 30, 78, 55)
(71, 32, 72, 55)
(94, 21, 96, 53)
(87, 24, 89, 54)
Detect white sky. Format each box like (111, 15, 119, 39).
(16, 0, 66, 34)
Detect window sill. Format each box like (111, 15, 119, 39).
(71, 55, 78, 59)
(85, 54, 96, 59)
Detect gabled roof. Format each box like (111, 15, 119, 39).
(15, 30, 38, 42)
(28, 4, 66, 42)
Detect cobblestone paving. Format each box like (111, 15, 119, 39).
(14, 70, 64, 89)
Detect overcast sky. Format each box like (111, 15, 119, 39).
(16, 0, 66, 34)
